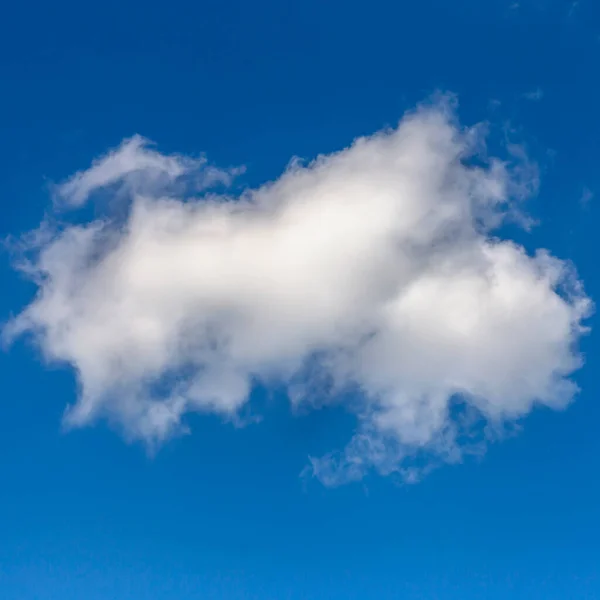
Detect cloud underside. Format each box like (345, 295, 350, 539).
(6, 99, 590, 485)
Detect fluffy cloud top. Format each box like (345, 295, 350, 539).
(53, 134, 242, 208)
(5, 99, 591, 484)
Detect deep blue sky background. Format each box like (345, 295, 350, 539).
(1, 1, 600, 598)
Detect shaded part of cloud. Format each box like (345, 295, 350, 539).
(523, 88, 544, 101)
(53, 134, 242, 209)
(5, 99, 591, 484)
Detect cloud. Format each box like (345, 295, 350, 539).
(523, 88, 544, 102)
(53, 134, 242, 208)
(569, 1, 579, 18)
(5, 98, 591, 484)
(580, 186, 593, 207)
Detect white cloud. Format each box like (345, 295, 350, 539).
(53, 134, 241, 208)
(569, 1, 580, 18)
(5, 98, 591, 484)
(580, 186, 593, 207)
(523, 88, 544, 102)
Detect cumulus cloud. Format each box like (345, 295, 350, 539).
(5, 98, 591, 484)
(53, 134, 242, 208)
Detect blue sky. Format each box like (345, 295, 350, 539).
(1, 1, 600, 599)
